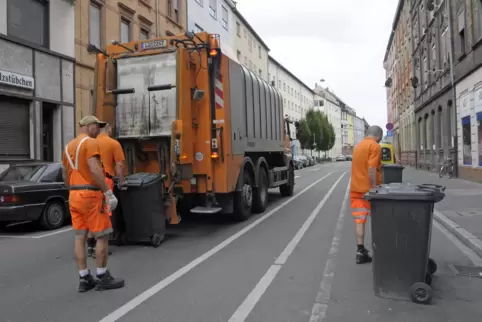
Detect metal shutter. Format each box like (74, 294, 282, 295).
(0, 96, 30, 159)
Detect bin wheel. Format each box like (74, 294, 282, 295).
(428, 258, 437, 274)
(410, 282, 432, 305)
(151, 233, 164, 248)
(425, 272, 433, 285)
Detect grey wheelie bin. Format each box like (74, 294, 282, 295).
(381, 164, 405, 184)
(118, 173, 166, 247)
(364, 183, 445, 305)
(109, 177, 127, 246)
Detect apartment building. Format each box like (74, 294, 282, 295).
(232, 5, 269, 80)
(383, 0, 416, 166)
(313, 84, 342, 158)
(354, 115, 365, 146)
(0, 0, 75, 167)
(411, 0, 455, 172)
(76, 0, 186, 123)
(268, 56, 314, 155)
(454, 0, 482, 181)
(186, 0, 238, 60)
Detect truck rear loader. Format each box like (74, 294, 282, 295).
(90, 32, 295, 240)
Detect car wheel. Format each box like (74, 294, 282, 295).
(39, 200, 67, 230)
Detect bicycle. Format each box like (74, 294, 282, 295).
(438, 157, 454, 179)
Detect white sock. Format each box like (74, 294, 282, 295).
(96, 267, 107, 275)
(79, 269, 89, 277)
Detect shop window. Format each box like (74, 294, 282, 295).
(462, 116, 471, 165)
(478, 113, 482, 166)
(7, 0, 49, 48)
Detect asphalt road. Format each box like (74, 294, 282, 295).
(1, 161, 482, 322)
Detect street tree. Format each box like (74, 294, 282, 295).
(296, 119, 311, 153)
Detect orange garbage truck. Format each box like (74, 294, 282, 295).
(90, 31, 295, 229)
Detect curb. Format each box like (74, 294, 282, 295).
(433, 209, 482, 259)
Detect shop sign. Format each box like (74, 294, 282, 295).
(0, 69, 35, 90)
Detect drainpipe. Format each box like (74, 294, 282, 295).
(447, 0, 458, 177)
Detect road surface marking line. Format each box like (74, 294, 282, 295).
(228, 172, 347, 322)
(295, 176, 301, 179)
(33, 227, 73, 238)
(98, 171, 335, 322)
(433, 221, 482, 266)
(309, 180, 350, 322)
(0, 235, 39, 239)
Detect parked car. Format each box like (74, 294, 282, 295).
(297, 155, 310, 167)
(293, 157, 304, 169)
(0, 162, 69, 230)
(336, 155, 347, 162)
(346, 155, 353, 161)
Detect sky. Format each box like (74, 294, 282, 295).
(235, 0, 399, 128)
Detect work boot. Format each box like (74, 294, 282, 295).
(78, 273, 96, 293)
(356, 248, 372, 264)
(95, 270, 125, 291)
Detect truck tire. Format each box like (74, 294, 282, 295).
(233, 171, 253, 221)
(280, 164, 295, 197)
(252, 169, 268, 214)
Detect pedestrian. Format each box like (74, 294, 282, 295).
(62, 115, 124, 292)
(350, 125, 383, 264)
(87, 123, 127, 258)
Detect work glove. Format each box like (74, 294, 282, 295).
(117, 179, 128, 191)
(104, 190, 118, 212)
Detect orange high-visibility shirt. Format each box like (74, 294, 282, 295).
(350, 137, 382, 194)
(97, 133, 125, 177)
(62, 134, 101, 185)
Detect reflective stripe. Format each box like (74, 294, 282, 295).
(64, 136, 91, 170)
(92, 227, 114, 238)
(352, 208, 370, 212)
(353, 215, 368, 219)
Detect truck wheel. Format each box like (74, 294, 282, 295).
(280, 164, 295, 197)
(233, 172, 253, 221)
(252, 169, 268, 214)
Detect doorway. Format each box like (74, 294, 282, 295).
(42, 103, 55, 162)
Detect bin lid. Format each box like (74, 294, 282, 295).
(364, 182, 445, 202)
(382, 164, 405, 169)
(125, 172, 163, 187)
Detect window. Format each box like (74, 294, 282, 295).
(243, 28, 247, 38)
(209, 0, 217, 18)
(236, 21, 241, 36)
(194, 24, 203, 33)
(0, 165, 44, 182)
(90, 3, 101, 48)
(173, 0, 179, 23)
(195, 0, 203, 6)
(259, 69, 262, 78)
(39, 164, 63, 183)
(237, 50, 241, 61)
(168, 0, 179, 22)
(249, 60, 252, 69)
(458, 11, 466, 56)
(221, 6, 228, 29)
(120, 19, 131, 43)
(7, 0, 49, 47)
(248, 34, 253, 51)
(140, 29, 149, 40)
(258, 44, 262, 58)
(478, 112, 482, 166)
(462, 116, 471, 165)
(244, 56, 247, 65)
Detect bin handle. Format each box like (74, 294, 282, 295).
(417, 186, 445, 201)
(419, 183, 446, 191)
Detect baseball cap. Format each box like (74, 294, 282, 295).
(78, 115, 107, 128)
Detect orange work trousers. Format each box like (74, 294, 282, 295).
(70, 189, 113, 237)
(350, 192, 371, 224)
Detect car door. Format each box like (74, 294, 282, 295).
(38, 164, 68, 202)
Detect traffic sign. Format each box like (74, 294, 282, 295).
(386, 123, 394, 130)
(387, 130, 393, 137)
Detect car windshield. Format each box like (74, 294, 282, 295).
(0, 165, 46, 182)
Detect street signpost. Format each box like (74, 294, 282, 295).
(387, 130, 393, 137)
(386, 123, 393, 131)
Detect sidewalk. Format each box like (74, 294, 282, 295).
(402, 167, 482, 258)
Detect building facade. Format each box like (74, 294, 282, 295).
(383, 0, 416, 165)
(313, 85, 342, 158)
(346, 111, 355, 153)
(0, 0, 76, 169)
(411, 0, 455, 172)
(76, 0, 186, 125)
(354, 115, 365, 146)
(454, 0, 482, 181)
(232, 5, 269, 80)
(186, 0, 237, 60)
(268, 56, 314, 155)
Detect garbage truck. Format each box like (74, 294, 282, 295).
(89, 31, 295, 229)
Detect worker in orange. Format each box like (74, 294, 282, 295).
(62, 115, 124, 292)
(87, 123, 127, 258)
(350, 125, 383, 264)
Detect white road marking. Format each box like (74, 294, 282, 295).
(0, 227, 72, 239)
(98, 171, 335, 322)
(295, 176, 301, 179)
(308, 180, 350, 322)
(228, 172, 347, 322)
(433, 220, 482, 266)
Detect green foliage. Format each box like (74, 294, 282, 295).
(303, 109, 337, 153)
(296, 119, 311, 151)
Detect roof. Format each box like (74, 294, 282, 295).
(269, 55, 315, 95)
(229, 2, 270, 50)
(383, 0, 405, 63)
